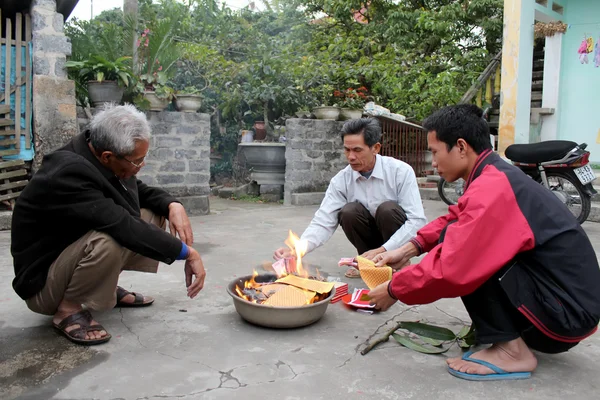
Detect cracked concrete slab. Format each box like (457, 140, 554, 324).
(1, 197, 600, 400)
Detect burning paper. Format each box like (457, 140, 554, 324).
(276, 275, 334, 294)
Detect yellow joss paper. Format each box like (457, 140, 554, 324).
(355, 255, 393, 289)
(276, 275, 334, 294)
(264, 285, 312, 307)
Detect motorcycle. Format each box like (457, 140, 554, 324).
(437, 140, 597, 224)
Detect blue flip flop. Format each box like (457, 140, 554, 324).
(447, 351, 532, 381)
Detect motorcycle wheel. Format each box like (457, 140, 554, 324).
(544, 171, 591, 224)
(437, 178, 465, 206)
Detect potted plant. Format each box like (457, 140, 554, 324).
(337, 87, 368, 120)
(133, 23, 180, 111)
(135, 72, 175, 111)
(174, 86, 203, 112)
(310, 84, 340, 120)
(65, 55, 134, 107)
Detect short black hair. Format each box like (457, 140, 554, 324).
(340, 118, 382, 147)
(422, 104, 492, 154)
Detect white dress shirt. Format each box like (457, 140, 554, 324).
(300, 154, 428, 253)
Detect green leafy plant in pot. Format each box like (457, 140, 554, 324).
(65, 55, 134, 107)
(174, 86, 205, 113)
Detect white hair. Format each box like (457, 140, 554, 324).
(89, 103, 150, 156)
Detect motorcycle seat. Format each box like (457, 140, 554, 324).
(505, 140, 578, 164)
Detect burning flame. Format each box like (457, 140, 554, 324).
(235, 270, 260, 303)
(284, 230, 308, 277)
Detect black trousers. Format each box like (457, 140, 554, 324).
(439, 222, 579, 354)
(338, 201, 407, 254)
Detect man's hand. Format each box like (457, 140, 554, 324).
(368, 281, 397, 311)
(168, 202, 193, 245)
(184, 247, 206, 299)
(361, 246, 386, 261)
(273, 247, 293, 260)
(373, 242, 419, 270)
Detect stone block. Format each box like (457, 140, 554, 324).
(32, 76, 77, 171)
(324, 151, 343, 162)
(247, 181, 260, 196)
(53, 13, 64, 33)
(31, 9, 48, 32)
(0, 211, 12, 231)
(33, 57, 50, 76)
(291, 192, 326, 206)
(293, 161, 312, 170)
(218, 187, 234, 199)
(33, 34, 71, 55)
(260, 193, 282, 203)
(149, 148, 174, 160)
(32, 0, 58, 11)
(177, 195, 210, 216)
(159, 161, 186, 172)
(174, 149, 198, 160)
(155, 136, 182, 147)
(185, 173, 210, 185)
(290, 139, 312, 150)
(191, 138, 210, 147)
(176, 124, 200, 135)
(314, 141, 334, 151)
(157, 174, 184, 185)
(211, 185, 222, 196)
(304, 150, 322, 159)
(137, 175, 157, 185)
(260, 184, 283, 195)
(189, 160, 209, 172)
(159, 111, 186, 123)
(151, 122, 174, 135)
(54, 55, 67, 78)
(183, 112, 211, 123)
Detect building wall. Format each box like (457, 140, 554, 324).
(499, 0, 536, 154)
(30, 0, 78, 171)
(557, 0, 600, 162)
(283, 119, 347, 206)
(78, 109, 211, 215)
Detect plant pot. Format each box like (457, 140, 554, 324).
(175, 94, 202, 112)
(254, 121, 267, 140)
(87, 81, 124, 107)
(312, 106, 340, 120)
(240, 130, 254, 143)
(340, 108, 364, 121)
(144, 91, 170, 111)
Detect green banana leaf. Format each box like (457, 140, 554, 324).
(392, 333, 450, 354)
(399, 322, 457, 341)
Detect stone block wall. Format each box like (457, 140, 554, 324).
(283, 119, 347, 205)
(30, 0, 78, 171)
(78, 110, 211, 215)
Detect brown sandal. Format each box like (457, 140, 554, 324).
(115, 286, 154, 308)
(345, 267, 361, 278)
(53, 310, 111, 345)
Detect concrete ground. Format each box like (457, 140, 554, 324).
(1, 197, 600, 400)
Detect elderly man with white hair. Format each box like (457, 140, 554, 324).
(11, 104, 206, 346)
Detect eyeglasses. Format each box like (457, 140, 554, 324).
(118, 155, 145, 168)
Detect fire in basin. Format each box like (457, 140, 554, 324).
(226, 231, 336, 328)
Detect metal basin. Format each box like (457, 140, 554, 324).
(226, 274, 335, 329)
(238, 142, 286, 185)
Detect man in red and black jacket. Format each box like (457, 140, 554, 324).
(368, 104, 600, 381)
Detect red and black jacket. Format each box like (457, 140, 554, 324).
(390, 150, 600, 342)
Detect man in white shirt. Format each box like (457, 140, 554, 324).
(273, 118, 427, 277)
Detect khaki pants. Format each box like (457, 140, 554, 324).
(26, 209, 166, 315)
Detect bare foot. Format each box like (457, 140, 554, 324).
(447, 338, 537, 375)
(53, 300, 108, 340)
